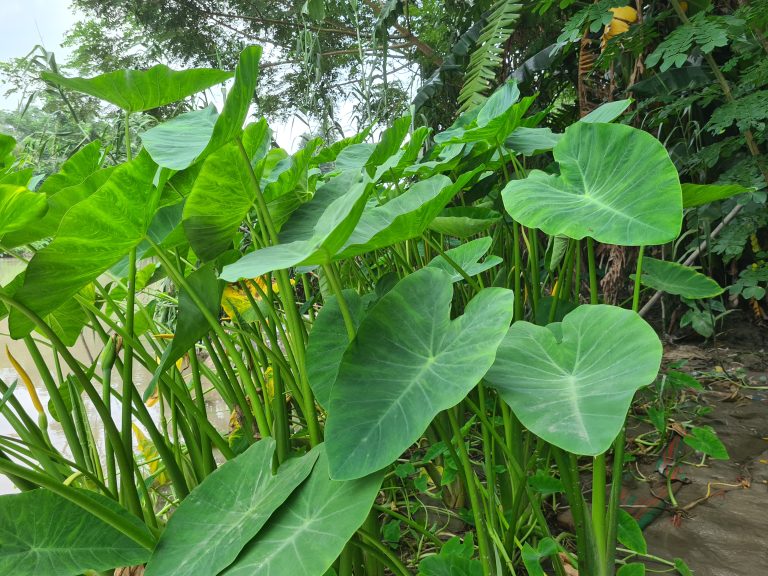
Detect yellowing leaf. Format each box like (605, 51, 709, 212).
(602, 5, 638, 49)
(132, 423, 168, 485)
(6, 346, 43, 414)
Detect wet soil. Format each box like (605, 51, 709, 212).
(636, 314, 768, 575)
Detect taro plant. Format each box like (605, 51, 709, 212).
(0, 44, 705, 575)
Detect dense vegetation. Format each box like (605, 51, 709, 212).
(0, 1, 765, 575)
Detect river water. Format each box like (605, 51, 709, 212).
(0, 257, 230, 494)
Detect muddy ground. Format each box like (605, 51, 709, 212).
(635, 313, 767, 575)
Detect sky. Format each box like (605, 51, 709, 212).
(0, 0, 79, 110)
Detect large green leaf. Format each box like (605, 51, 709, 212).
(502, 123, 682, 246)
(42, 66, 231, 112)
(2, 167, 115, 248)
(219, 171, 370, 281)
(579, 100, 631, 123)
(428, 206, 501, 237)
(485, 305, 662, 455)
(145, 439, 319, 576)
(9, 152, 158, 339)
(426, 237, 502, 283)
(505, 127, 562, 156)
(306, 289, 365, 410)
(326, 268, 514, 479)
(0, 489, 151, 576)
(681, 182, 752, 208)
(142, 46, 262, 170)
(141, 106, 219, 171)
(222, 446, 382, 576)
(46, 284, 95, 347)
(0, 185, 47, 237)
(335, 174, 462, 259)
(637, 257, 723, 299)
(38, 141, 103, 196)
(183, 119, 271, 260)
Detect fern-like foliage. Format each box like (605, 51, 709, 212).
(645, 13, 729, 72)
(458, 0, 522, 113)
(707, 90, 768, 134)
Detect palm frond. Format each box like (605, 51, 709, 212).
(458, 0, 522, 113)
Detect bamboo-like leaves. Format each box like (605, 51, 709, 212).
(502, 122, 682, 246)
(326, 268, 514, 479)
(485, 305, 662, 455)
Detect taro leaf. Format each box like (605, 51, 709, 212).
(502, 123, 682, 246)
(1, 165, 114, 249)
(0, 185, 47, 237)
(142, 106, 219, 171)
(454, 95, 536, 145)
(521, 538, 558, 576)
(617, 564, 646, 576)
(46, 284, 95, 347)
(222, 446, 382, 576)
(418, 535, 482, 576)
(306, 289, 365, 410)
(144, 439, 319, 576)
(681, 183, 752, 208)
(0, 489, 152, 576)
(219, 171, 370, 281)
(617, 509, 647, 554)
(335, 143, 375, 171)
(684, 426, 729, 460)
(428, 206, 501, 237)
(579, 99, 632, 123)
(38, 140, 103, 196)
(145, 262, 223, 400)
(8, 152, 158, 339)
(142, 46, 261, 170)
(426, 237, 502, 283)
(505, 127, 562, 156)
(477, 81, 521, 127)
(326, 268, 514, 480)
(527, 469, 564, 496)
(193, 44, 260, 158)
(485, 305, 662, 456)
(183, 119, 271, 260)
(364, 115, 411, 177)
(636, 257, 723, 299)
(42, 65, 231, 113)
(335, 174, 462, 259)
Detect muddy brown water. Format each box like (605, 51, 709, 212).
(0, 257, 231, 495)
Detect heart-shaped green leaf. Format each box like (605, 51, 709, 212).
(219, 171, 370, 281)
(0, 185, 47, 237)
(0, 489, 152, 576)
(428, 206, 501, 237)
(335, 174, 461, 259)
(306, 289, 366, 410)
(145, 439, 320, 576)
(326, 268, 514, 479)
(637, 257, 723, 299)
(42, 66, 231, 113)
(9, 152, 158, 339)
(485, 305, 662, 455)
(141, 106, 219, 171)
(221, 446, 382, 576)
(502, 123, 682, 246)
(681, 182, 752, 208)
(426, 237, 502, 283)
(182, 120, 271, 260)
(142, 46, 261, 170)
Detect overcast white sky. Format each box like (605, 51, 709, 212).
(0, 0, 79, 110)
